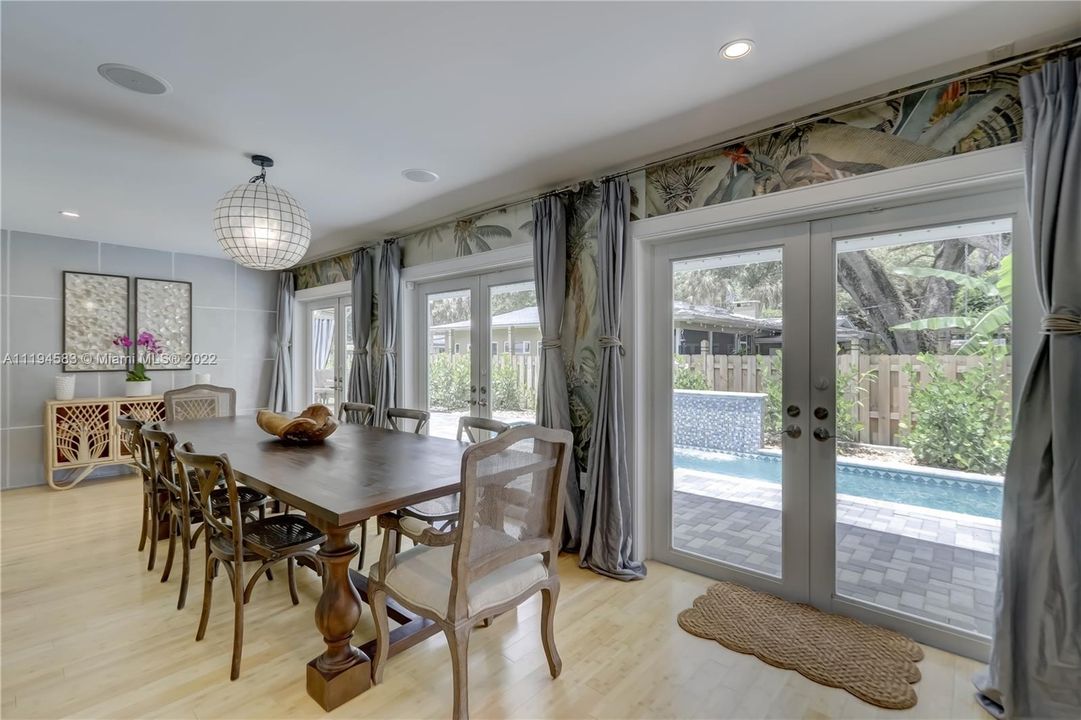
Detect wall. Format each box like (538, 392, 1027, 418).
(0, 230, 279, 489)
(672, 390, 766, 452)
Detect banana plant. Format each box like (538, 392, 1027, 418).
(890, 254, 1012, 354)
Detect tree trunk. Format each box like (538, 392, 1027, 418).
(837, 252, 921, 353)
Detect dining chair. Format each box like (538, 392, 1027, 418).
(368, 424, 572, 719)
(385, 407, 429, 434)
(118, 415, 160, 570)
(337, 401, 375, 426)
(142, 425, 269, 610)
(163, 384, 236, 422)
(175, 447, 326, 681)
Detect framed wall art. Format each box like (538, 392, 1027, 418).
(134, 277, 193, 370)
(62, 271, 130, 372)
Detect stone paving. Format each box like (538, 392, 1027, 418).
(673, 470, 999, 636)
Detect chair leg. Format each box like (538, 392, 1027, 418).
(287, 558, 299, 606)
(147, 495, 159, 572)
(230, 559, 245, 681)
(369, 587, 390, 684)
(444, 624, 471, 720)
(196, 554, 215, 642)
(138, 491, 149, 551)
(178, 521, 192, 610)
(161, 516, 177, 583)
(394, 532, 402, 554)
(540, 584, 562, 679)
(356, 519, 368, 571)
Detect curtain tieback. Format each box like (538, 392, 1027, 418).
(1042, 312, 1081, 335)
(599, 335, 625, 356)
(351, 348, 368, 357)
(540, 336, 562, 350)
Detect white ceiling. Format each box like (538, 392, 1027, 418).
(3, 2, 1078, 262)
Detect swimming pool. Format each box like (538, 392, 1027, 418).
(673, 448, 1003, 519)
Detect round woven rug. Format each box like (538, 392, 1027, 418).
(677, 582, 924, 709)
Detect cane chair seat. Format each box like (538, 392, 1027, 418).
(208, 485, 268, 515)
(243, 515, 326, 554)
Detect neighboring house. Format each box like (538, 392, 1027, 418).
(429, 306, 542, 358)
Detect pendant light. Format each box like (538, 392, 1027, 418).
(213, 155, 311, 270)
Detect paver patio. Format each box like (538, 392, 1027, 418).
(673, 470, 999, 636)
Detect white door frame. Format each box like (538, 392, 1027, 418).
(631, 145, 1028, 659)
(299, 295, 351, 410)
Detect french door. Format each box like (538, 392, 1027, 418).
(303, 296, 352, 413)
(414, 268, 539, 439)
(652, 187, 1030, 657)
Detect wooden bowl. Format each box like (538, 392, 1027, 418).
(256, 404, 339, 443)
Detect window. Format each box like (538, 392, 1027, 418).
(453, 342, 461, 353)
(513, 340, 531, 354)
(491, 342, 498, 355)
(503, 340, 510, 353)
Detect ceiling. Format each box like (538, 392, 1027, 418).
(3, 2, 1078, 262)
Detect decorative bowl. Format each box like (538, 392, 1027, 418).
(256, 404, 339, 443)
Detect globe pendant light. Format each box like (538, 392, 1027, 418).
(213, 155, 311, 270)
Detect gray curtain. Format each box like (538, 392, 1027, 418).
(533, 195, 583, 551)
(975, 58, 1081, 719)
(267, 272, 294, 412)
(579, 177, 646, 580)
(312, 317, 334, 370)
(374, 239, 402, 426)
(348, 247, 374, 404)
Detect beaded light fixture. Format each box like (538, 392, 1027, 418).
(213, 155, 311, 270)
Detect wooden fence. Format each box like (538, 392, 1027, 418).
(677, 346, 1012, 447)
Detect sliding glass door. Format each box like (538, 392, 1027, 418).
(416, 268, 539, 439)
(653, 187, 1031, 656)
(304, 296, 352, 412)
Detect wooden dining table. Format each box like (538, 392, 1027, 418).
(160, 415, 468, 711)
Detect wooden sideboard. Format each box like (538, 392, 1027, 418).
(44, 395, 165, 490)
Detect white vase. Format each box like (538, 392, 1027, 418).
(125, 380, 152, 397)
(55, 375, 76, 401)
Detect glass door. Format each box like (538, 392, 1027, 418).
(808, 188, 1030, 655)
(305, 296, 352, 413)
(652, 223, 811, 600)
(416, 267, 537, 439)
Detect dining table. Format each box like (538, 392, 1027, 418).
(160, 415, 468, 711)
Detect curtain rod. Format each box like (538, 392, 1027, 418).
(311, 37, 1079, 260)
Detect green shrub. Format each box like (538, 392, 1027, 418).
(758, 353, 783, 442)
(901, 346, 1011, 474)
(427, 353, 471, 411)
(491, 357, 536, 412)
(835, 362, 875, 444)
(673, 356, 710, 391)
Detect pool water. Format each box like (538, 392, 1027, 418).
(673, 448, 1003, 519)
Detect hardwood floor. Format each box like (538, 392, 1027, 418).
(1, 475, 989, 719)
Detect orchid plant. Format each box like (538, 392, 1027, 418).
(113, 331, 163, 382)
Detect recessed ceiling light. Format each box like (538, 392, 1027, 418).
(59, 210, 80, 218)
(97, 63, 171, 95)
(719, 39, 754, 60)
(402, 168, 440, 183)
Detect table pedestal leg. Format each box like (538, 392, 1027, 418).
(306, 521, 371, 711)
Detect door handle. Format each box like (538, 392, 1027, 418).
(783, 425, 802, 439)
(478, 399, 488, 408)
(813, 427, 834, 442)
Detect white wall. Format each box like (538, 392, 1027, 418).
(0, 229, 279, 489)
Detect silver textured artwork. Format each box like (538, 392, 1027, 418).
(63, 272, 130, 372)
(135, 278, 192, 370)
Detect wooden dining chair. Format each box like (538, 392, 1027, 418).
(118, 415, 161, 570)
(368, 424, 572, 719)
(385, 407, 429, 434)
(456, 416, 510, 444)
(142, 426, 269, 610)
(337, 401, 375, 426)
(175, 447, 326, 681)
(163, 384, 236, 422)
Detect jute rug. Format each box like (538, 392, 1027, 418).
(677, 582, 924, 709)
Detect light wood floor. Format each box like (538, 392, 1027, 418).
(1, 476, 990, 719)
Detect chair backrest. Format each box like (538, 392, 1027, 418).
(338, 401, 375, 426)
(163, 384, 237, 422)
(385, 407, 430, 434)
(174, 447, 244, 557)
(117, 415, 151, 481)
(448, 424, 572, 620)
(457, 416, 510, 444)
(140, 425, 185, 504)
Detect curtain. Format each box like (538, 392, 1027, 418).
(579, 177, 646, 580)
(267, 272, 294, 412)
(374, 239, 402, 426)
(533, 195, 583, 551)
(975, 58, 1081, 719)
(312, 317, 334, 371)
(348, 247, 374, 404)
